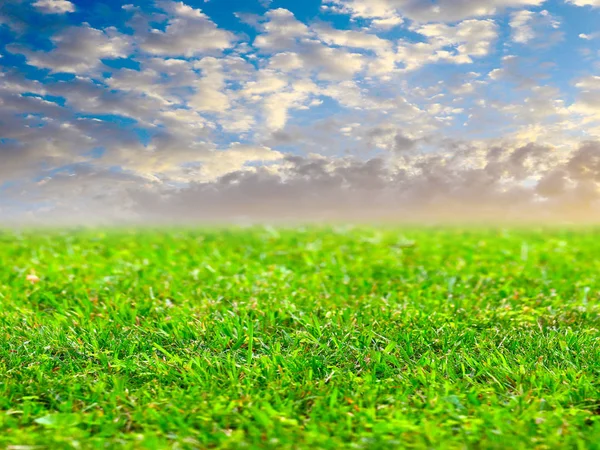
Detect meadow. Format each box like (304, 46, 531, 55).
(1, 227, 599, 449)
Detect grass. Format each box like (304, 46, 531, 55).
(1, 226, 599, 449)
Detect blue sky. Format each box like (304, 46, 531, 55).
(1, 0, 600, 222)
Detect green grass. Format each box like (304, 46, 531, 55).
(1, 227, 600, 449)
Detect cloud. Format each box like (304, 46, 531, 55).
(254, 8, 310, 51)
(566, 0, 600, 6)
(7, 25, 130, 74)
(397, 19, 498, 71)
(371, 16, 404, 30)
(571, 75, 600, 120)
(575, 76, 600, 90)
(198, 143, 283, 179)
(322, 0, 547, 23)
(136, 1, 235, 56)
(268, 52, 304, 71)
(2, 0, 600, 224)
(189, 57, 233, 113)
(488, 55, 551, 89)
(259, 79, 319, 130)
(44, 141, 596, 224)
(254, 13, 372, 79)
(296, 40, 367, 80)
(32, 0, 75, 14)
(47, 76, 170, 123)
(572, 93, 600, 117)
(509, 10, 561, 45)
(0, 165, 155, 225)
(313, 24, 392, 51)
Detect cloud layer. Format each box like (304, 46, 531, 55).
(0, 0, 599, 223)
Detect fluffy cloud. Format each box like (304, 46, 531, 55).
(254, 8, 310, 51)
(575, 76, 600, 90)
(571, 75, 600, 119)
(32, 0, 75, 14)
(397, 19, 498, 71)
(189, 57, 232, 113)
(136, 1, 235, 56)
(566, 0, 600, 6)
(314, 24, 392, 51)
(295, 40, 366, 80)
(199, 143, 283, 179)
(488, 55, 551, 89)
(509, 10, 561, 45)
(371, 16, 404, 30)
(258, 79, 319, 130)
(7, 25, 130, 74)
(322, 0, 547, 22)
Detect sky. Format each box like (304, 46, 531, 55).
(1, 0, 600, 224)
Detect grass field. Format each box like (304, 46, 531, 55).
(1, 227, 599, 449)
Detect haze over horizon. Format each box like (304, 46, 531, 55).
(1, 0, 600, 224)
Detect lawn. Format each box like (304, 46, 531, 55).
(1, 227, 599, 449)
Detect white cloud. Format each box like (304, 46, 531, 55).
(254, 12, 371, 79)
(314, 24, 392, 51)
(321, 0, 398, 20)
(566, 0, 600, 6)
(242, 70, 288, 97)
(138, 1, 234, 56)
(50, 77, 124, 110)
(254, 8, 310, 51)
(7, 25, 130, 74)
(571, 76, 600, 119)
(261, 79, 319, 130)
(199, 143, 283, 179)
(397, 19, 498, 71)
(268, 52, 304, 71)
(510, 10, 536, 42)
(104, 54, 258, 132)
(487, 55, 549, 89)
(371, 16, 404, 30)
(295, 40, 366, 80)
(509, 10, 561, 45)
(32, 0, 75, 14)
(575, 76, 600, 90)
(189, 57, 231, 113)
(322, 0, 547, 23)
